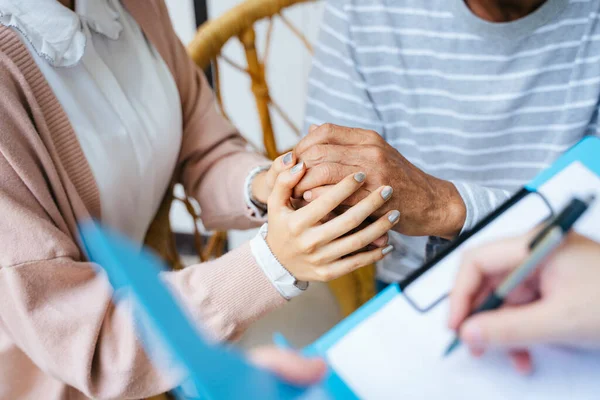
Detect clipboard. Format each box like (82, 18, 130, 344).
(78, 221, 355, 399)
(301, 136, 600, 399)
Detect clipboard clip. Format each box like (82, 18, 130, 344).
(397, 190, 555, 315)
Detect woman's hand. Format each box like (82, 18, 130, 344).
(249, 347, 326, 386)
(448, 232, 600, 374)
(251, 152, 296, 205)
(265, 161, 399, 282)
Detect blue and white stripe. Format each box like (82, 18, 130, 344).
(304, 0, 600, 281)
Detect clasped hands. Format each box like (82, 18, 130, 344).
(294, 124, 466, 239)
(250, 123, 467, 285)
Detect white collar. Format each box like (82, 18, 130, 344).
(0, 0, 123, 67)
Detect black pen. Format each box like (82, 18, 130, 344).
(443, 193, 596, 357)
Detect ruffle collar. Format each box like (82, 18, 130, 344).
(0, 0, 123, 67)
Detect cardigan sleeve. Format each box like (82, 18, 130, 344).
(0, 65, 284, 399)
(152, 1, 271, 231)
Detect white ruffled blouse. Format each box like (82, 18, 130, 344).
(0, 0, 305, 299)
(0, 0, 183, 243)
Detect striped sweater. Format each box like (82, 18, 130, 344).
(305, 0, 600, 281)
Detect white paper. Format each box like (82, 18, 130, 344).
(325, 162, 600, 399)
(403, 193, 551, 310)
(327, 294, 600, 400)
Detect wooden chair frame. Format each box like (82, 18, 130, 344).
(144, 0, 376, 321)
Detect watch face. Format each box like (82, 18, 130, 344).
(294, 280, 309, 291)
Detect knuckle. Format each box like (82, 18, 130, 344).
(308, 252, 326, 265)
(316, 268, 333, 282)
(371, 148, 387, 164)
(494, 327, 513, 344)
(348, 215, 364, 229)
(348, 258, 365, 272)
(317, 164, 335, 183)
(349, 236, 365, 251)
(303, 145, 327, 164)
(320, 123, 335, 137)
(299, 238, 318, 254)
(367, 129, 382, 141)
(287, 219, 303, 236)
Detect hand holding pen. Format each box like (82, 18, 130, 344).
(447, 195, 600, 374)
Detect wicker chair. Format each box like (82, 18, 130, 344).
(144, 0, 376, 326)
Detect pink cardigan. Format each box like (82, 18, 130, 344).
(0, 1, 284, 398)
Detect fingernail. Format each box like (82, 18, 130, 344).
(381, 186, 393, 200)
(303, 191, 313, 201)
(388, 210, 400, 224)
(309, 124, 319, 133)
(282, 152, 293, 166)
(354, 172, 366, 183)
(291, 162, 304, 175)
(462, 320, 485, 348)
(382, 245, 394, 256)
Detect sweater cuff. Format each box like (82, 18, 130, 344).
(451, 181, 512, 234)
(164, 243, 285, 342)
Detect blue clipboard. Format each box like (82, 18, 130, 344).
(78, 222, 354, 399)
(303, 136, 600, 364)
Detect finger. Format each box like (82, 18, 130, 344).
(293, 163, 356, 199)
(509, 350, 534, 375)
(302, 185, 332, 203)
(272, 152, 296, 175)
(459, 302, 558, 349)
(292, 172, 367, 230)
(448, 236, 530, 330)
(268, 162, 306, 211)
(299, 144, 361, 168)
(249, 347, 327, 386)
(315, 185, 394, 244)
(372, 234, 389, 247)
(316, 209, 400, 262)
(304, 186, 371, 211)
(265, 152, 296, 190)
(319, 213, 387, 247)
(317, 245, 393, 282)
(296, 123, 375, 155)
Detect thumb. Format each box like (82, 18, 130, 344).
(268, 162, 306, 211)
(265, 151, 296, 188)
(249, 347, 326, 386)
(460, 302, 557, 350)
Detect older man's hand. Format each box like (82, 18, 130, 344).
(294, 124, 466, 239)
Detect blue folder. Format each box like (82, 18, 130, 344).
(78, 221, 354, 399)
(80, 136, 600, 399)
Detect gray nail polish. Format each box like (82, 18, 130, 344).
(381, 186, 393, 200)
(382, 245, 394, 256)
(283, 152, 293, 165)
(291, 162, 304, 175)
(388, 210, 401, 224)
(354, 172, 366, 183)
